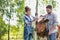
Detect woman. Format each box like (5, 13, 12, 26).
(23, 6, 36, 40)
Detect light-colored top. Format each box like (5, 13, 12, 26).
(44, 13, 58, 33)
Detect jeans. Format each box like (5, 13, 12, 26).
(47, 33, 57, 40)
(24, 26, 33, 40)
(24, 33, 33, 40)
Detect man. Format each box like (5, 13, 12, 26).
(44, 5, 58, 40)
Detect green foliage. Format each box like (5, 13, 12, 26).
(52, 0, 56, 8)
(0, 0, 25, 40)
(15, 0, 25, 27)
(14, 0, 25, 12)
(0, 16, 8, 40)
(44, 0, 56, 8)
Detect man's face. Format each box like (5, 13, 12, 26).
(46, 8, 52, 14)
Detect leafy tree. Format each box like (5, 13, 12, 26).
(0, 16, 8, 40)
(0, 0, 25, 40)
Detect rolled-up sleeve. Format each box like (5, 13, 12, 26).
(23, 16, 32, 25)
(53, 14, 58, 27)
(44, 15, 47, 19)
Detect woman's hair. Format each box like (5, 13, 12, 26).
(46, 5, 52, 9)
(25, 6, 31, 12)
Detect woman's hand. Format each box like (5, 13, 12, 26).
(32, 17, 38, 22)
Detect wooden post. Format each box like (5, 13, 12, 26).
(33, 0, 38, 40)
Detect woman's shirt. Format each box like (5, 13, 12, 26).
(23, 14, 34, 27)
(23, 14, 34, 34)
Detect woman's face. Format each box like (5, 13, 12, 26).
(27, 10, 31, 16)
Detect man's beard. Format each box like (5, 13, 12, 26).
(48, 12, 51, 14)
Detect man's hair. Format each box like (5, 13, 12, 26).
(25, 6, 31, 12)
(46, 5, 52, 9)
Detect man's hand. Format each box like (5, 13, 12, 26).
(48, 26, 56, 35)
(48, 31, 52, 35)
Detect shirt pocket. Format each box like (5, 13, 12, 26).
(48, 18, 54, 25)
